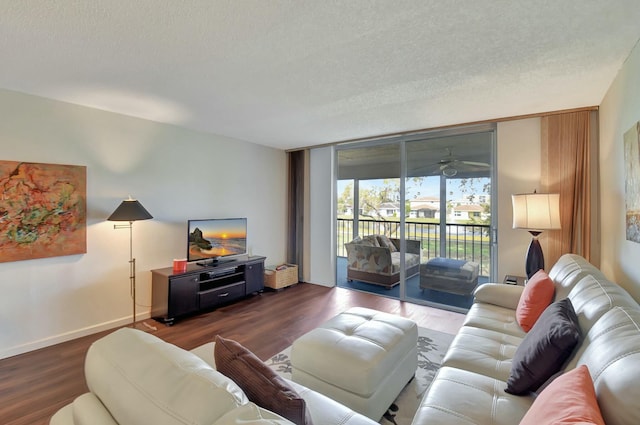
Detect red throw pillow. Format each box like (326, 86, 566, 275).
(516, 270, 555, 332)
(519, 365, 605, 425)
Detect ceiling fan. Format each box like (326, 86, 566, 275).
(419, 148, 490, 177)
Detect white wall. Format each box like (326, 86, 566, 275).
(0, 89, 288, 359)
(599, 40, 640, 301)
(496, 118, 543, 280)
(308, 146, 335, 287)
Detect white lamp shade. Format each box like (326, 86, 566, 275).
(512, 193, 561, 230)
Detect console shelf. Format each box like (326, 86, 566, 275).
(151, 255, 265, 325)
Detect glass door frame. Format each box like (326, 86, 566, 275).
(334, 124, 497, 309)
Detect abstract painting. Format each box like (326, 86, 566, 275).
(624, 121, 640, 243)
(0, 161, 86, 262)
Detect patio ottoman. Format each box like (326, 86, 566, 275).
(420, 257, 480, 295)
(290, 307, 417, 421)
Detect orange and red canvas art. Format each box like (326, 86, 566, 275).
(0, 161, 87, 262)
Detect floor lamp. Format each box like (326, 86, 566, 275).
(512, 191, 561, 279)
(108, 197, 153, 329)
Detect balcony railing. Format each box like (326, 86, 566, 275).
(337, 218, 491, 276)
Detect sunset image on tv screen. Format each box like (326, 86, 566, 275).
(188, 218, 247, 260)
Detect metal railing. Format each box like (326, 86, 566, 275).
(338, 218, 491, 276)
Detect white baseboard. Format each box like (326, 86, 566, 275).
(0, 312, 152, 360)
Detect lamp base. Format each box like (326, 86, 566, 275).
(525, 237, 545, 279)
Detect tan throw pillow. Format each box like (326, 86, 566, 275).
(214, 335, 313, 425)
(377, 235, 398, 252)
(363, 235, 380, 247)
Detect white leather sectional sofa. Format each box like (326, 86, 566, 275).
(49, 327, 379, 425)
(413, 254, 640, 425)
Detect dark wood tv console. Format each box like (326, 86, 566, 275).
(150, 256, 266, 325)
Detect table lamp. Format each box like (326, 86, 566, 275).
(512, 191, 561, 279)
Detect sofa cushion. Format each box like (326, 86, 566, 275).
(519, 365, 605, 425)
(473, 283, 524, 310)
(566, 273, 639, 331)
(422, 257, 478, 281)
(505, 298, 581, 395)
(85, 328, 248, 425)
(390, 251, 420, 273)
(441, 325, 522, 381)
(362, 235, 380, 246)
(463, 301, 527, 338)
(214, 335, 313, 425)
(515, 269, 555, 332)
(548, 253, 607, 300)
(376, 235, 397, 252)
(413, 366, 533, 425)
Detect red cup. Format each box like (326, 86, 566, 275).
(173, 258, 187, 273)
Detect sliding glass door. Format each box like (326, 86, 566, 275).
(404, 130, 493, 310)
(336, 126, 495, 312)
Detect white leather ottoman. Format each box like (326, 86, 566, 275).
(290, 307, 418, 421)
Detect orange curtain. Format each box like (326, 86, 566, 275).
(540, 110, 599, 267)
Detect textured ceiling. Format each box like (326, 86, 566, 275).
(1, 1, 640, 150)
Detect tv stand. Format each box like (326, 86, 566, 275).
(196, 257, 235, 267)
(151, 255, 265, 325)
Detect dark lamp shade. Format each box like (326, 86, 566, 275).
(108, 199, 153, 222)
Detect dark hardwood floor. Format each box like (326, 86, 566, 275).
(0, 283, 465, 425)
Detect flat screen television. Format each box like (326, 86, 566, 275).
(187, 218, 247, 265)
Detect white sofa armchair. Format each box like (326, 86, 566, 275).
(413, 254, 640, 425)
(49, 328, 378, 425)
